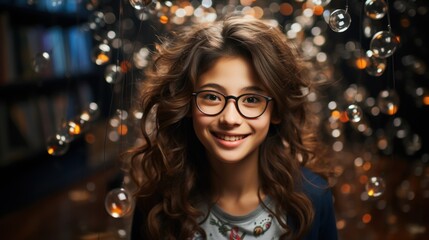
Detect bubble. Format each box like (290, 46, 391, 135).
(346, 104, 363, 122)
(365, 0, 388, 20)
(365, 50, 387, 76)
(370, 31, 400, 58)
(376, 89, 399, 115)
(46, 133, 70, 156)
(329, 9, 351, 32)
(92, 43, 111, 65)
(366, 176, 386, 197)
(312, 0, 331, 6)
(65, 120, 82, 136)
(129, 0, 157, 10)
(33, 52, 51, 73)
(104, 64, 123, 84)
(105, 188, 133, 218)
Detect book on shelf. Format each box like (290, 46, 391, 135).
(67, 25, 93, 76)
(42, 26, 68, 78)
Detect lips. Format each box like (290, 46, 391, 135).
(213, 132, 248, 141)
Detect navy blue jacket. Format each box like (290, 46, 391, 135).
(288, 167, 338, 240)
(131, 167, 338, 239)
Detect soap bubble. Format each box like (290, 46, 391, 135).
(329, 9, 351, 32)
(365, 50, 386, 76)
(346, 104, 363, 122)
(33, 52, 51, 73)
(46, 133, 70, 156)
(105, 188, 133, 218)
(129, 0, 157, 10)
(365, 0, 388, 20)
(366, 176, 386, 197)
(370, 31, 399, 58)
(376, 89, 399, 115)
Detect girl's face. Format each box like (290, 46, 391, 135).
(192, 57, 276, 165)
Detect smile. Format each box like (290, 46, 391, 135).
(213, 133, 248, 142)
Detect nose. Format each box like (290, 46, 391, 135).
(219, 100, 243, 126)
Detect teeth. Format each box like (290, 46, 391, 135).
(217, 134, 245, 141)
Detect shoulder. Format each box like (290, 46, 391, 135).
(300, 167, 330, 201)
(299, 167, 339, 239)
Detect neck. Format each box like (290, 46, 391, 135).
(209, 155, 263, 215)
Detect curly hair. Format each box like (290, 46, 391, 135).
(128, 16, 331, 239)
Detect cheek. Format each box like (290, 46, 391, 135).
(192, 107, 209, 133)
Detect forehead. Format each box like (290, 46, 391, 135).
(196, 57, 264, 93)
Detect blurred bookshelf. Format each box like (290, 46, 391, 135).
(0, 1, 114, 217)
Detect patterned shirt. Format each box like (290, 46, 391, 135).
(194, 197, 286, 240)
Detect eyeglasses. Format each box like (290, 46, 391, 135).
(192, 90, 273, 119)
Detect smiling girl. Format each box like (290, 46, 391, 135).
(128, 16, 338, 240)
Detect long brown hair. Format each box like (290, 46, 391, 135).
(128, 16, 330, 239)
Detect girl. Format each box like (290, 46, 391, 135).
(128, 16, 338, 240)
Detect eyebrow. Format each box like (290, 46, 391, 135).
(198, 83, 266, 94)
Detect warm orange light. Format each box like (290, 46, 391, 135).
(253, 6, 264, 19)
(85, 133, 96, 144)
(362, 213, 372, 224)
(170, 5, 178, 14)
(387, 104, 398, 115)
(47, 147, 54, 155)
(362, 162, 372, 171)
(240, 0, 255, 6)
(69, 122, 81, 135)
(109, 203, 123, 217)
(120, 60, 131, 73)
(395, 35, 401, 44)
(313, 5, 324, 16)
(117, 124, 128, 136)
(336, 219, 346, 230)
(359, 175, 368, 184)
(159, 15, 169, 24)
(331, 110, 341, 119)
(96, 53, 110, 64)
(339, 111, 349, 123)
(356, 57, 367, 69)
(340, 183, 351, 194)
(279, 3, 293, 16)
(367, 188, 375, 197)
(423, 95, 429, 105)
